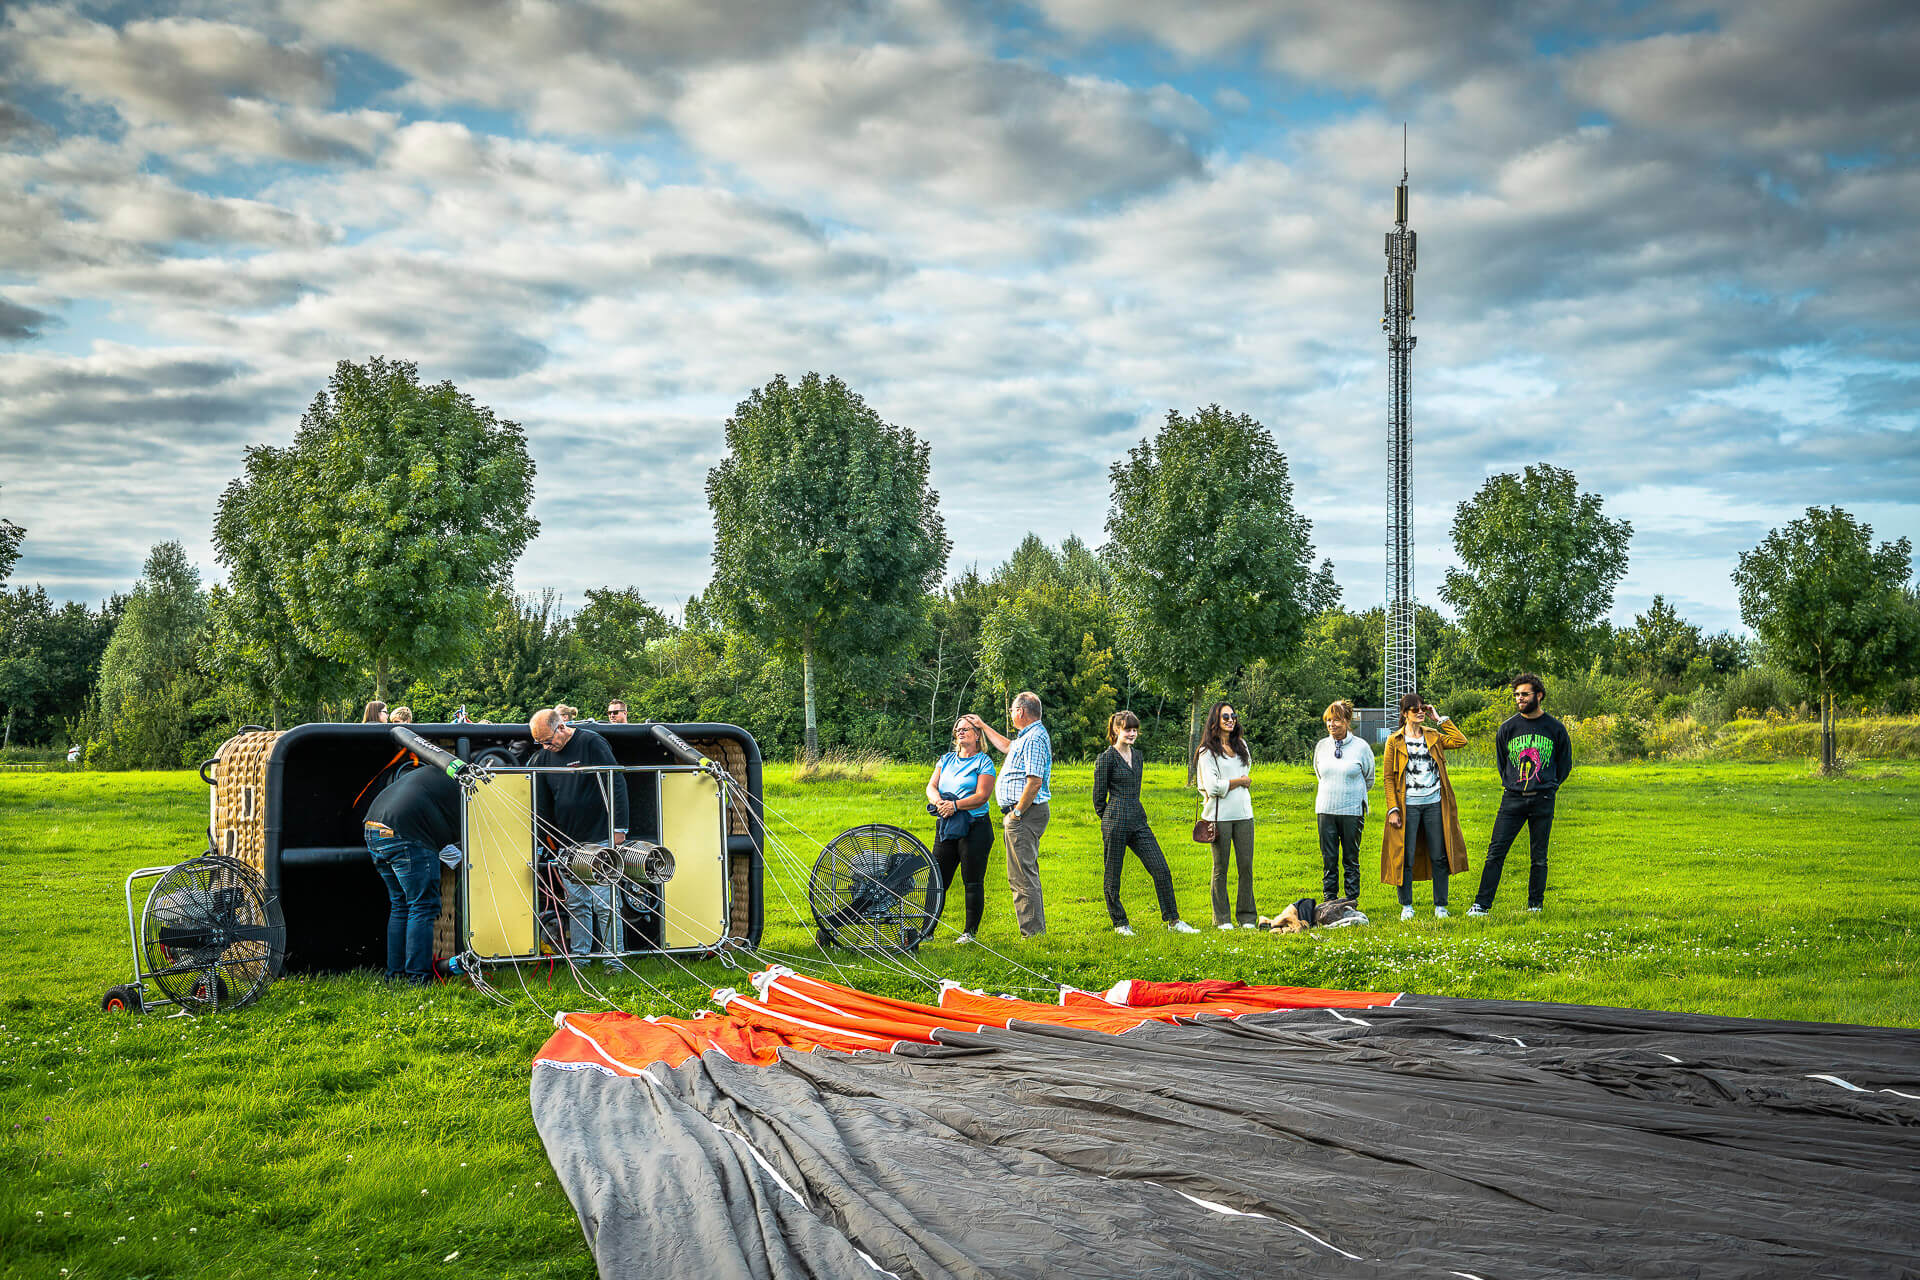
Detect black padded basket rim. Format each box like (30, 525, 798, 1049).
(807, 823, 944, 950)
(140, 853, 287, 1013)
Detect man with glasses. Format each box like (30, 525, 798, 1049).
(528, 707, 629, 958)
(606, 700, 628, 724)
(965, 692, 1052, 938)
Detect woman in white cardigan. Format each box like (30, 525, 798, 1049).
(1194, 701, 1257, 929)
(1313, 699, 1375, 903)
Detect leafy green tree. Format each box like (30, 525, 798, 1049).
(705, 372, 948, 762)
(1733, 506, 1918, 773)
(210, 471, 357, 728)
(401, 588, 586, 723)
(974, 595, 1047, 710)
(1441, 463, 1632, 674)
(1105, 405, 1319, 773)
(0, 586, 50, 750)
(91, 542, 216, 767)
(1061, 631, 1118, 759)
(571, 587, 671, 707)
(218, 357, 539, 701)
(0, 484, 22, 588)
(1615, 594, 1703, 691)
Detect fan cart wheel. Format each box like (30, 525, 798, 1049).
(101, 985, 143, 1014)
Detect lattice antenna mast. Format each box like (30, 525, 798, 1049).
(1383, 129, 1418, 709)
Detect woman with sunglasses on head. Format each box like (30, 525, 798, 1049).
(1093, 711, 1200, 937)
(1381, 692, 1469, 921)
(1313, 700, 1374, 903)
(925, 717, 997, 945)
(1194, 702, 1258, 929)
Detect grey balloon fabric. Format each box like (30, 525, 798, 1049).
(532, 994, 1920, 1279)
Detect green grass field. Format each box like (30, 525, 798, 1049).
(3, 760, 1917, 1278)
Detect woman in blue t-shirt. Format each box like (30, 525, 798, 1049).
(925, 718, 997, 944)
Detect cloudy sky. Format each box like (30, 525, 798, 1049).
(2, 0, 1915, 632)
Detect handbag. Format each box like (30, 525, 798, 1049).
(1191, 792, 1219, 844)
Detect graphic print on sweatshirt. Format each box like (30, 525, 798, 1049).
(1404, 734, 1440, 802)
(1508, 733, 1555, 786)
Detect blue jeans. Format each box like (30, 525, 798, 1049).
(365, 824, 442, 983)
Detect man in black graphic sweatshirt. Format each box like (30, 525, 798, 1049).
(1469, 672, 1574, 915)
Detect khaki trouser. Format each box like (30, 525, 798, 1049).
(1002, 801, 1049, 937)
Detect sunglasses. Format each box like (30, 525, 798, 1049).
(1220, 711, 1238, 722)
(1332, 738, 1346, 759)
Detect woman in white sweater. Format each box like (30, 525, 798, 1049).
(1194, 702, 1257, 929)
(1312, 699, 1375, 903)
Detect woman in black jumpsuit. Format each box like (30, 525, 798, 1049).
(1091, 711, 1198, 936)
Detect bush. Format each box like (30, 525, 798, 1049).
(1656, 692, 1691, 722)
(1714, 665, 1807, 720)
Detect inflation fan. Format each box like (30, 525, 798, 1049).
(103, 854, 287, 1015)
(808, 823, 942, 952)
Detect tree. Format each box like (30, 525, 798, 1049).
(1105, 405, 1319, 774)
(1733, 506, 1918, 773)
(218, 357, 538, 701)
(91, 542, 214, 767)
(572, 587, 671, 703)
(210, 470, 356, 728)
(0, 483, 22, 588)
(0, 586, 50, 750)
(1615, 594, 1703, 690)
(705, 372, 948, 762)
(1441, 463, 1632, 674)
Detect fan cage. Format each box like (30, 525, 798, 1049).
(141, 854, 286, 1014)
(808, 824, 943, 951)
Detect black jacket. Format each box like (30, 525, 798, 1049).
(366, 763, 461, 850)
(536, 726, 630, 843)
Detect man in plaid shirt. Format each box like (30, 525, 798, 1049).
(966, 691, 1052, 937)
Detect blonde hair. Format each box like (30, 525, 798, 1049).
(1322, 699, 1354, 724)
(389, 706, 414, 724)
(952, 718, 981, 750)
(1105, 709, 1140, 745)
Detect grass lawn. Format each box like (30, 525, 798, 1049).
(3, 759, 1917, 1278)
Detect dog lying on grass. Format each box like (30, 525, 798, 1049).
(1259, 896, 1369, 934)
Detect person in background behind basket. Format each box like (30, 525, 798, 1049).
(925, 717, 997, 945)
(1313, 699, 1374, 903)
(1092, 711, 1199, 937)
(1195, 702, 1257, 930)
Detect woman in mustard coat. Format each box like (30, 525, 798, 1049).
(1380, 691, 1469, 920)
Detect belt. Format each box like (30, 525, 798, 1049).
(363, 821, 395, 836)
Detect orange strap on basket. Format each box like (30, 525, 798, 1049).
(352, 749, 417, 810)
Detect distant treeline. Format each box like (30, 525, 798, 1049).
(3, 359, 1914, 771)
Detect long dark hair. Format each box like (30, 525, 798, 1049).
(1194, 701, 1247, 766)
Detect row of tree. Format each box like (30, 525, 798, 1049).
(3, 359, 1915, 773)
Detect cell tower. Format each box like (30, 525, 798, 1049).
(1382, 130, 1418, 709)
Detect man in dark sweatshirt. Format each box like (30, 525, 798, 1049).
(1469, 672, 1574, 916)
(529, 707, 629, 956)
(363, 761, 461, 982)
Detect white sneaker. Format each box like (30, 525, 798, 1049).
(953, 932, 974, 945)
(1113, 925, 1135, 937)
(1216, 923, 1236, 931)
(1467, 905, 1489, 917)
(1239, 922, 1256, 929)
(1400, 905, 1415, 921)
(1527, 906, 1542, 914)
(1168, 920, 1199, 934)
(1434, 906, 1450, 919)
